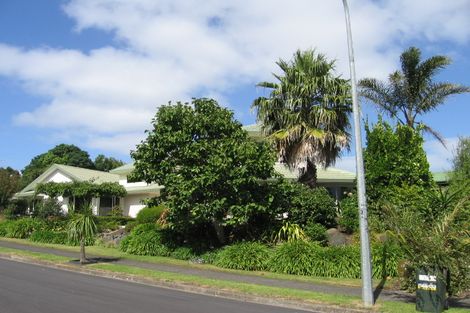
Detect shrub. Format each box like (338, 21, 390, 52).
(304, 222, 327, 245)
(3, 199, 29, 219)
(0, 220, 14, 236)
(6, 218, 46, 239)
(268, 241, 319, 275)
(136, 205, 166, 224)
(214, 242, 272, 271)
(371, 241, 403, 278)
(119, 223, 171, 256)
(170, 247, 196, 260)
(338, 194, 359, 234)
(30, 230, 68, 245)
(199, 250, 219, 264)
(32, 198, 63, 219)
(288, 185, 337, 227)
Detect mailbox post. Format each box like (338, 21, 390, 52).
(416, 268, 448, 312)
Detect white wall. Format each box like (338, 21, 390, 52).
(45, 170, 73, 183)
(122, 195, 146, 218)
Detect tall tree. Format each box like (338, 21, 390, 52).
(452, 137, 470, 183)
(364, 120, 434, 202)
(359, 46, 469, 145)
(252, 49, 352, 187)
(21, 144, 95, 188)
(94, 154, 124, 172)
(0, 167, 21, 209)
(131, 98, 277, 244)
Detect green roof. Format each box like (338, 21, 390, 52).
(109, 162, 135, 175)
(274, 162, 355, 183)
(242, 124, 264, 141)
(433, 172, 451, 184)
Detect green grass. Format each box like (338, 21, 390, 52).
(0, 237, 391, 289)
(0, 245, 468, 313)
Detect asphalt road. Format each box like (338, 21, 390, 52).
(0, 258, 311, 313)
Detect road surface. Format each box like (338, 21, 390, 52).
(0, 258, 311, 313)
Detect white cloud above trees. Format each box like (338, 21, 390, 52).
(0, 0, 469, 159)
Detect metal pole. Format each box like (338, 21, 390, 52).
(341, 0, 374, 306)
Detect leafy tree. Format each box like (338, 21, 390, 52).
(252, 49, 352, 187)
(131, 98, 277, 244)
(364, 120, 434, 204)
(359, 46, 469, 145)
(21, 144, 95, 188)
(67, 204, 97, 264)
(452, 137, 470, 183)
(94, 154, 125, 172)
(0, 167, 21, 210)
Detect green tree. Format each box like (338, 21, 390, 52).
(94, 154, 125, 172)
(252, 49, 352, 187)
(131, 98, 277, 244)
(452, 137, 470, 183)
(21, 144, 95, 188)
(359, 46, 469, 145)
(364, 120, 434, 202)
(0, 167, 21, 210)
(67, 204, 97, 264)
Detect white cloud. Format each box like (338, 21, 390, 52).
(0, 0, 469, 155)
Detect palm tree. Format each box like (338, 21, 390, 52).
(252, 49, 352, 187)
(359, 46, 470, 145)
(67, 204, 97, 264)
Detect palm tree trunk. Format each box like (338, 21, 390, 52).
(79, 238, 86, 264)
(298, 159, 317, 188)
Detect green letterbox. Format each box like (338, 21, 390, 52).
(416, 268, 448, 312)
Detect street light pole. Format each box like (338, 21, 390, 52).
(341, 0, 374, 306)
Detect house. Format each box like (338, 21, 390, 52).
(14, 163, 163, 218)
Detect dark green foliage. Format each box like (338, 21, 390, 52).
(5, 218, 46, 239)
(452, 137, 470, 185)
(131, 98, 277, 243)
(199, 250, 219, 264)
(32, 198, 63, 219)
(214, 242, 272, 271)
(96, 216, 133, 232)
(364, 121, 434, 224)
(136, 205, 166, 224)
(119, 223, 171, 256)
(288, 185, 337, 227)
(303, 222, 327, 245)
(21, 144, 95, 188)
(0, 167, 21, 209)
(0, 220, 14, 236)
(170, 247, 196, 260)
(338, 194, 358, 234)
(29, 230, 68, 245)
(383, 198, 470, 295)
(3, 199, 29, 219)
(371, 241, 403, 278)
(267, 241, 400, 278)
(94, 154, 125, 172)
(266, 180, 337, 228)
(267, 241, 319, 275)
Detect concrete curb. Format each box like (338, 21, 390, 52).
(0, 253, 372, 313)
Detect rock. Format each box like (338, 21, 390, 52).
(326, 228, 350, 246)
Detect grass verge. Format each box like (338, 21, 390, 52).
(0, 246, 468, 313)
(0, 237, 391, 289)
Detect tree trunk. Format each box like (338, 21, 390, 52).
(298, 159, 317, 188)
(211, 218, 226, 245)
(79, 238, 86, 264)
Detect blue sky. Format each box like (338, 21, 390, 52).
(1, 0, 469, 173)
